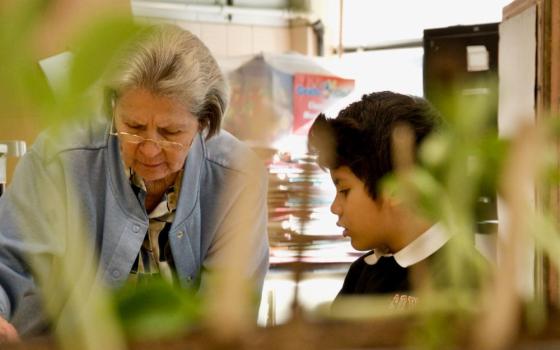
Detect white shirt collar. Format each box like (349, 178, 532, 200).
(364, 223, 450, 268)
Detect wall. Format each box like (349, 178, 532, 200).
(309, 0, 512, 55)
(177, 20, 291, 58)
(135, 17, 316, 59)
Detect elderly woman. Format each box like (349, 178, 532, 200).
(0, 24, 269, 339)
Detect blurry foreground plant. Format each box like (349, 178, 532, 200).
(387, 83, 560, 350)
(1, 2, 145, 349)
(2, 2, 264, 349)
(114, 278, 202, 341)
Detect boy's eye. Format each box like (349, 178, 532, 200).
(338, 189, 350, 196)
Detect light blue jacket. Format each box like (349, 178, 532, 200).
(0, 117, 269, 331)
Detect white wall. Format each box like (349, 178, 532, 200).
(312, 0, 513, 53)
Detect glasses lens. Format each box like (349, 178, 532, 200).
(117, 132, 185, 150)
(159, 140, 184, 151)
(120, 133, 143, 144)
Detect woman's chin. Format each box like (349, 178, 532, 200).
(135, 166, 168, 182)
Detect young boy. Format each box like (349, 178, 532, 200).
(308, 91, 458, 301)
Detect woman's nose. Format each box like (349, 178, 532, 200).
(138, 139, 162, 157)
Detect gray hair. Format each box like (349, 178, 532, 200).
(105, 23, 228, 139)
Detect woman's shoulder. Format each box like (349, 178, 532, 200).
(203, 130, 265, 175)
(31, 116, 108, 163)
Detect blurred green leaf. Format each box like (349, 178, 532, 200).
(420, 132, 452, 170)
(68, 16, 143, 96)
(114, 278, 202, 340)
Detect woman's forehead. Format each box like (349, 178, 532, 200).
(116, 88, 197, 127)
(116, 110, 198, 130)
(117, 88, 187, 111)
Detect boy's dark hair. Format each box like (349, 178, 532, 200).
(308, 91, 441, 200)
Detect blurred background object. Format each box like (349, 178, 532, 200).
(217, 52, 357, 323)
(223, 53, 354, 150)
(423, 22, 500, 264)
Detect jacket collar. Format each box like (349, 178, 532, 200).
(107, 128, 147, 221)
(173, 132, 203, 226)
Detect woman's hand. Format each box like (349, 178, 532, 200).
(0, 316, 19, 343)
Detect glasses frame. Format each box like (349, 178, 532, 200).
(109, 117, 192, 152)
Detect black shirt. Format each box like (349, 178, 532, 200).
(337, 236, 485, 299)
(338, 253, 410, 296)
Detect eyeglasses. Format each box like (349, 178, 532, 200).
(109, 118, 191, 151)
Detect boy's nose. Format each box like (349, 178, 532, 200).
(330, 200, 342, 216)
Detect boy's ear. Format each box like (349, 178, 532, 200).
(379, 189, 403, 209)
(378, 191, 404, 209)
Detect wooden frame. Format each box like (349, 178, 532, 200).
(501, 0, 560, 308)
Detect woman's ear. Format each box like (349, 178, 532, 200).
(103, 88, 117, 118)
